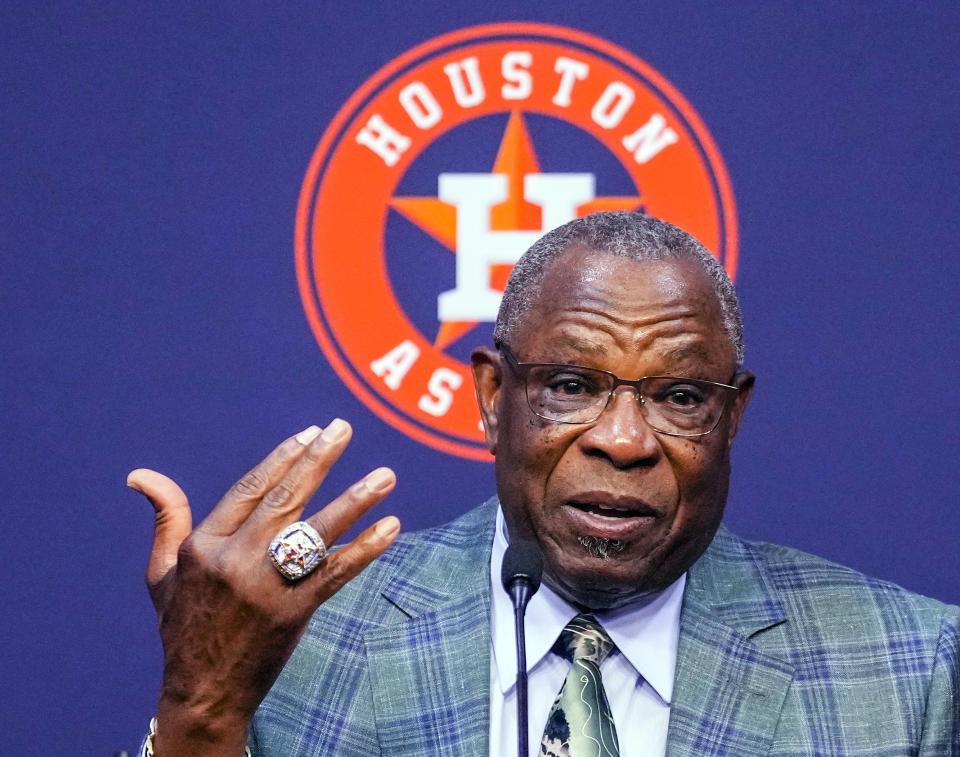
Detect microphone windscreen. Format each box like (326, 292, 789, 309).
(501, 538, 543, 593)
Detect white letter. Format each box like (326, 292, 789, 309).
(552, 57, 589, 107)
(355, 114, 412, 167)
(443, 57, 485, 108)
(436, 172, 595, 322)
(622, 113, 679, 164)
(399, 81, 443, 129)
(591, 81, 635, 129)
(370, 340, 420, 390)
(501, 51, 533, 100)
(418, 367, 464, 417)
(524, 174, 595, 231)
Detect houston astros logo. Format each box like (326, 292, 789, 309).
(296, 22, 737, 461)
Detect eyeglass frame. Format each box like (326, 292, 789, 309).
(496, 342, 741, 438)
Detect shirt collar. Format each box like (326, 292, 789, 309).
(490, 505, 684, 705)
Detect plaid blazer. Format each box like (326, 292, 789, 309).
(252, 499, 959, 755)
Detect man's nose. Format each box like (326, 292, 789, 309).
(578, 386, 661, 467)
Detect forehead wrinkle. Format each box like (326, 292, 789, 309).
(625, 311, 706, 350)
(535, 308, 709, 363)
(552, 301, 700, 336)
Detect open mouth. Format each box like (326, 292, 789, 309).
(569, 497, 655, 519)
(573, 502, 644, 519)
(564, 496, 658, 539)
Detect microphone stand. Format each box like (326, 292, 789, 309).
(511, 581, 533, 757)
(502, 540, 542, 757)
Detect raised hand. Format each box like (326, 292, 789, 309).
(127, 420, 399, 756)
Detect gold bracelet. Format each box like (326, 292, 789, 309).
(143, 716, 252, 757)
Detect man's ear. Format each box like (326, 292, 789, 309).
(726, 370, 755, 445)
(471, 346, 502, 455)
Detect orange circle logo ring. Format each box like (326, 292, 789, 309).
(296, 22, 737, 461)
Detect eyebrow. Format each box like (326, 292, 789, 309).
(552, 341, 713, 363)
(663, 344, 713, 362)
(554, 337, 608, 356)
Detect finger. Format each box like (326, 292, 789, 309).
(305, 466, 396, 547)
(127, 468, 193, 589)
(309, 516, 401, 604)
(202, 424, 323, 536)
(236, 419, 354, 538)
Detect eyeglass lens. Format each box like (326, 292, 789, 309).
(523, 364, 730, 435)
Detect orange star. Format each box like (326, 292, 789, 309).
(390, 111, 643, 351)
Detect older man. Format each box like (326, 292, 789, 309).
(129, 212, 958, 756)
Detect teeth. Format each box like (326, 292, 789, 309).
(594, 511, 622, 520)
(572, 501, 649, 518)
(591, 504, 627, 517)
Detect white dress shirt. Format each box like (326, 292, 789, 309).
(489, 507, 685, 757)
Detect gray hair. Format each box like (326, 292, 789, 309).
(493, 211, 744, 366)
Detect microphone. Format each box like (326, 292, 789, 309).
(501, 539, 543, 757)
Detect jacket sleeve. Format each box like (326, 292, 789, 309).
(918, 607, 960, 756)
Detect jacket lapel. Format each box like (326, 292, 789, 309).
(666, 527, 795, 757)
(364, 501, 496, 756)
(358, 509, 796, 756)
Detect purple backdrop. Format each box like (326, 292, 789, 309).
(2, 3, 958, 755)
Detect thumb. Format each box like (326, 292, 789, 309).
(127, 468, 193, 589)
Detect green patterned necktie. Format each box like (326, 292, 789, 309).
(540, 613, 620, 757)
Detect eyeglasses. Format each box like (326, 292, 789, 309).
(498, 344, 739, 438)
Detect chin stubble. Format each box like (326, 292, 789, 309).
(577, 535, 626, 559)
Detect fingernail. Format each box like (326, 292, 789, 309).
(375, 516, 400, 538)
(126, 470, 143, 491)
(364, 467, 395, 493)
(321, 418, 349, 443)
(295, 425, 322, 445)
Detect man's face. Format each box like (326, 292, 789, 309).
(472, 246, 753, 609)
